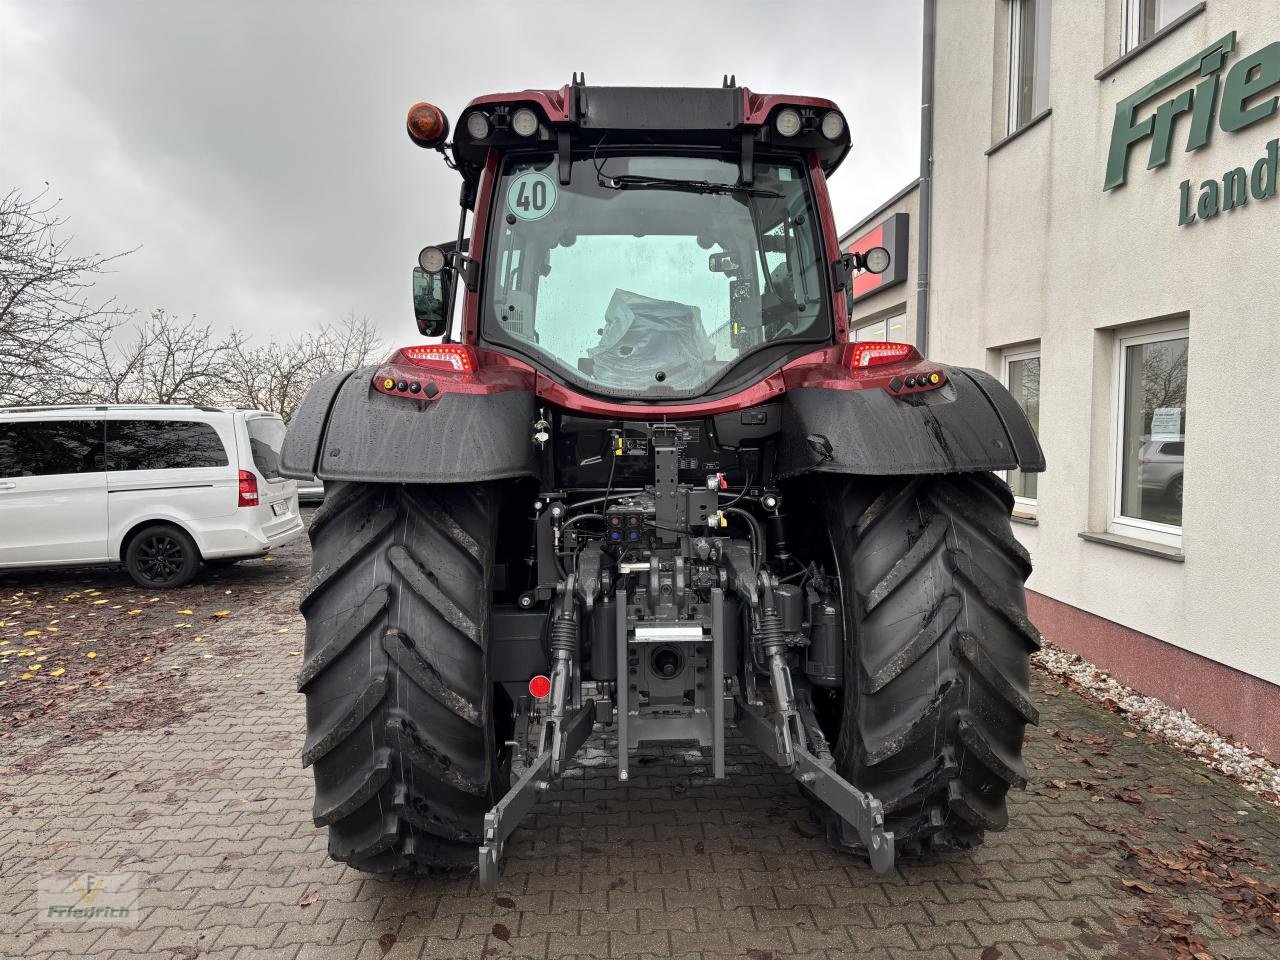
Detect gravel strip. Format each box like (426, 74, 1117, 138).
(1034, 641, 1280, 806)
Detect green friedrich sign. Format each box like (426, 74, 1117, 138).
(1104, 31, 1280, 225)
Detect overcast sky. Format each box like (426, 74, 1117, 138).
(0, 0, 922, 345)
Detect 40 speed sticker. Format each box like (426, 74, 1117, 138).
(506, 171, 557, 221)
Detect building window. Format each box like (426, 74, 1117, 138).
(1112, 327, 1188, 544)
(1003, 348, 1040, 505)
(1123, 0, 1200, 52)
(1007, 0, 1052, 133)
(854, 311, 907, 343)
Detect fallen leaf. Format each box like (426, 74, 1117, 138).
(213, 610, 230, 618)
(494, 896, 516, 909)
(286, 651, 300, 657)
(85, 652, 97, 659)
(177, 609, 193, 615)
(49, 668, 65, 677)
(23, 630, 40, 637)
(1121, 878, 1154, 894)
(126, 610, 142, 616)
(490, 923, 510, 942)
(298, 891, 319, 907)
(378, 932, 397, 955)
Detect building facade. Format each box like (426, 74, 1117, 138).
(841, 0, 1280, 757)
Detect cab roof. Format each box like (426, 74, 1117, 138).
(449, 78, 851, 185)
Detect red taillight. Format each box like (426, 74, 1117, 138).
(847, 341, 921, 369)
(528, 675, 551, 700)
(238, 469, 259, 508)
(398, 344, 477, 372)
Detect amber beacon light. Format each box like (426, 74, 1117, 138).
(406, 101, 450, 148)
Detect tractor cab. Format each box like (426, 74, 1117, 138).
(407, 77, 886, 403)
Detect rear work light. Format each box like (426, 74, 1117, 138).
(398, 344, 477, 372)
(848, 341, 922, 369)
(237, 469, 259, 508)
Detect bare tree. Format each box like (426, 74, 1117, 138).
(219, 312, 384, 420)
(0, 187, 134, 404)
(86, 309, 234, 405)
(1, 188, 383, 418)
(315, 311, 385, 375)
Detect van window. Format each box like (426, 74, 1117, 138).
(107, 420, 229, 471)
(245, 417, 286, 479)
(0, 420, 104, 478)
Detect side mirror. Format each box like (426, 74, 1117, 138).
(708, 252, 739, 273)
(412, 265, 451, 337)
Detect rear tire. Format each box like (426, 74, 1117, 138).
(297, 481, 508, 873)
(124, 524, 201, 589)
(813, 472, 1040, 856)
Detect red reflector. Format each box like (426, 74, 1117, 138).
(528, 675, 551, 700)
(847, 341, 921, 369)
(398, 344, 477, 372)
(237, 469, 259, 507)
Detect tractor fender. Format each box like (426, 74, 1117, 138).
(281, 365, 538, 484)
(776, 366, 1045, 478)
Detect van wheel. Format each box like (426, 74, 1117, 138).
(125, 525, 202, 588)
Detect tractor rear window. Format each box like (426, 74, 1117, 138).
(482, 153, 829, 399)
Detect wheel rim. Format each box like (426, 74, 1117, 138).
(137, 534, 184, 584)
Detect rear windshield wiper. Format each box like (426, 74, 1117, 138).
(598, 174, 782, 199)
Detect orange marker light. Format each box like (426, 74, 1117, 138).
(406, 101, 450, 148)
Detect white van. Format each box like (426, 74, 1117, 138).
(0, 405, 303, 588)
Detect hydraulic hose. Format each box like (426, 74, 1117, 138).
(722, 506, 765, 571)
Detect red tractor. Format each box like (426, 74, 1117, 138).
(282, 76, 1044, 888)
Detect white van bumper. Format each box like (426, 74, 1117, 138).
(195, 503, 305, 560)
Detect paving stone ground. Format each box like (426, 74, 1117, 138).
(2, 515, 1279, 960)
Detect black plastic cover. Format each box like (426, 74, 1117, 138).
(776, 367, 1045, 478)
(575, 86, 743, 131)
(281, 365, 539, 485)
(280, 369, 351, 479)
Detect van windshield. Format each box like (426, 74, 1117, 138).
(246, 417, 286, 480)
(482, 153, 829, 399)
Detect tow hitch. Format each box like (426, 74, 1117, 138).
(476, 573, 894, 888)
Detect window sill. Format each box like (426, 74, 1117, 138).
(1011, 510, 1038, 526)
(1078, 531, 1184, 562)
(1094, 2, 1207, 81)
(985, 109, 1052, 157)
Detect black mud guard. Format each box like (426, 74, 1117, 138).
(777, 366, 1045, 478)
(281, 365, 539, 484)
